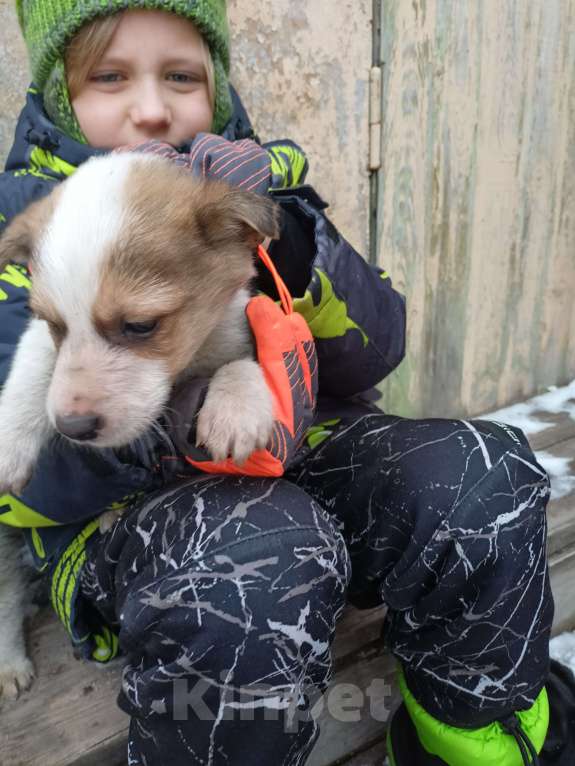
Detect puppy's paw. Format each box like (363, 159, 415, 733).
(0, 654, 34, 703)
(196, 360, 274, 465)
(0, 450, 34, 496)
(0, 440, 36, 495)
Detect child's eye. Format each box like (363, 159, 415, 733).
(167, 72, 202, 84)
(91, 73, 123, 83)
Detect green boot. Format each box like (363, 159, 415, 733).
(386, 667, 549, 766)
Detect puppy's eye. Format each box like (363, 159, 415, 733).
(122, 320, 158, 338)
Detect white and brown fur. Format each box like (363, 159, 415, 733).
(0, 152, 279, 701)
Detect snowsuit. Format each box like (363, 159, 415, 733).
(0, 86, 553, 765)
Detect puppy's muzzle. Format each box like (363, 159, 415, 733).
(55, 413, 103, 442)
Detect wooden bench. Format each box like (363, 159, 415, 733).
(2, 401, 575, 766)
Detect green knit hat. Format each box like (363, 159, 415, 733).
(16, 0, 233, 142)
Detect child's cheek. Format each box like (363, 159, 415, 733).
(72, 94, 123, 150)
(178, 94, 214, 143)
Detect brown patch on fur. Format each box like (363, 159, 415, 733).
(1, 185, 67, 346)
(92, 157, 280, 377)
(0, 187, 62, 270)
(29, 292, 68, 347)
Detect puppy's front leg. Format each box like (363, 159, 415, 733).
(0, 318, 55, 701)
(196, 359, 274, 464)
(0, 526, 33, 702)
(0, 318, 56, 495)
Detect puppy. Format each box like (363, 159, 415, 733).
(0, 152, 279, 700)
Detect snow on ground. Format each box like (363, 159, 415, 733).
(534, 452, 575, 500)
(550, 631, 575, 678)
(486, 379, 575, 500)
(486, 379, 575, 437)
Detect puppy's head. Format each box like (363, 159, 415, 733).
(0, 153, 279, 447)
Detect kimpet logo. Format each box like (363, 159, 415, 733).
(171, 674, 394, 730)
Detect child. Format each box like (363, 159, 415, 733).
(0, 2, 572, 764)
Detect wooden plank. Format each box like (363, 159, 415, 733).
(0, 610, 128, 766)
(541, 435, 575, 558)
(0, 604, 386, 765)
(227, 0, 373, 255)
(2, 537, 573, 766)
(547, 490, 575, 558)
(307, 649, 399, 766)
(337, 737, 388, 765)
(549, 545, 575, 636)
(333, 607, 385, 665)
(527, 409, 575, 452)
(15, 570, 572, 766)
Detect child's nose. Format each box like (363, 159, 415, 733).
(130, 81, 171, 128)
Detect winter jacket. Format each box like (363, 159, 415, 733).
(0, 85, 406, 658)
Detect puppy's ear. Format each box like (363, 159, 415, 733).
(0, 191, 58, 270)
(197, 185, 281, 251)
(225, 188, 281, 246)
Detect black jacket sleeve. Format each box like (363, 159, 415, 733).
(258, 186, 406, 398)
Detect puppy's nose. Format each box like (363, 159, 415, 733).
(56, 413, 103, 441)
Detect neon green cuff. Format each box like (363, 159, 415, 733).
(396, 667, 549, 766)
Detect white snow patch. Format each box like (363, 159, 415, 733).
(535, 451, 575, 501)
(486, 380, 575, 436)
(485, 379, 575, 500)
(550, 631, 575, 678)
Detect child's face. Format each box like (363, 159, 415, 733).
(70, 11, 214, 149)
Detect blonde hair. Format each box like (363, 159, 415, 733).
(65, 12, 216, 110)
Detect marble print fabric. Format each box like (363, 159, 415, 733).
(80, 412, 553, 763)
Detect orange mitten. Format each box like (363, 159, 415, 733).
(185, 245, 317, 476)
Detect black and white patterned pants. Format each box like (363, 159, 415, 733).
(80, 412, 553, 765)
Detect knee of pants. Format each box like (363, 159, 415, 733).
(104, 476, 346, 600)
(387, 419, 552, 618)
(435, 419, 550, 540)
(372, 418, 550, 599)
(379, 417, 550, 533)
(116, 478, 351, 703)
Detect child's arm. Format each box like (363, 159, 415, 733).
(265, 184, 406, 398)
